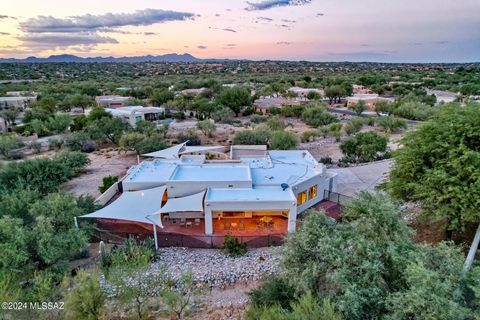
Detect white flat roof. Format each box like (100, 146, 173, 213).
(125, 161, 178, 183)
(171, 165, 251, 182)
(206, 187, 296, 203)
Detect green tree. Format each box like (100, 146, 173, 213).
(87, 107, 112, 122)
(301, 106, 338, 127)
(88, 117, 128, 144)
(150, 88, 174, 106)
(340, 131, 387, 163)
(324, 85, 346, 104)
(387, 104, 480, 231)
(216, 86, 252, 116)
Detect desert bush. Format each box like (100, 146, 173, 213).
(222, 232, 247, 256)
(98, 176, 118, 193)
(301, 106, 338, 127)
(340, 131, 388, 163)
(270, 131, 298, 150)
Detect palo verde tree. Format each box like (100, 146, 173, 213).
(216, 86, 252, 117)
(387, 103, 480, 232)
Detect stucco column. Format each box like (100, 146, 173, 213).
(287, 203, 297, 233)
(204, 206, 213, 235)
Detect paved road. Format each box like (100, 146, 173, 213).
(329, 159, 393, 197)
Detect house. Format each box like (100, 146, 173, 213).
(79, 143, 337, 248)
(253, 97, 301, 114)
(346, 94, 395, 110)
(288, 86, 324, 99)
(95, 95, 132, 108)
(0, 95, 37, 109)
(100, 106, 165, 127)
(426, 89, 458, 104)
(352, 84, 371, 94)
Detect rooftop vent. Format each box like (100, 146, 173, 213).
(281, 183, 289, 191)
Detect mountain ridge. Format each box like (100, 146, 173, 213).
(0, 53, 237, 63)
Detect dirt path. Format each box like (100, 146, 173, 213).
(64, 149, 138, 198)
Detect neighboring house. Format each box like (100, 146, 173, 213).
(253, 97, 301, 114)
(95, 95, 132, 108)
(352, 84, 372, 94)
(99, 106, 165, 127)
(426, 89, 459, 104)
(79, 143, 337, 248)
(346, 94, 395, 110)
(288, 86, 324, 99)
(0, 95, 37, 109)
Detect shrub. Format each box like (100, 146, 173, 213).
(177, 129, 202, 146)
(270, 131, 298, 150)
(249, 276, 295, 309)
(340, 131, 388, 163)
(0, 134, 23, 159)
(99, 175, 118, 193)
(222, 232, 247, 256)
(250, 114, 267, 124)
(301, 130, 319, 142)
(48, 138, 64, 150)
(376, 116, 407, 133)
(301, 106, 338, 127)
(319, 156, 333, 165)
(392, 101, 437, 120)
(279, 105, 304, 117)
(29, 141, 42, 154)
(343, 117, 364, 136)
(233, 127, 271, 145)
(64, 269, 106, 320)
(348, 100, 368, 115)
(265, 116, 286, 131)
(65, 132, 95, 152)
(172, 111, 186, 120)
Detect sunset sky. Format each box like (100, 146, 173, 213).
(0, 0, 478, 62)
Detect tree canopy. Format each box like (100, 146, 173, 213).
(387, 103, 480, 231)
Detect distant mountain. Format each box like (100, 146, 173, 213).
(0, 53, 212, 63)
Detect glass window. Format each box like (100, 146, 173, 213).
(297, 190, 307, 205)
(308, 185, 318, 200)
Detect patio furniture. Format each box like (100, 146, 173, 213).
(194, 218, 201, 226)
(186, 221, 193, 228)
(231, 222, 238, 229)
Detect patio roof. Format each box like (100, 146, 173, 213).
(142, 143, 224, 159)
(79, 185, 167, 224)
(142, 142, 188, 159)
(146, 190, 206, 227)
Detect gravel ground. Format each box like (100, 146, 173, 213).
(151, 247, 281, 288)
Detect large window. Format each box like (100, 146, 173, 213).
(297, 190, 307, 205)
(308, 185, 318, 200)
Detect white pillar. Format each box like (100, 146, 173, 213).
(205, 207, 213, 235)
(464, 224, 480, 274)
(287, 203, 297, 233)
(153, 224, 158, 250)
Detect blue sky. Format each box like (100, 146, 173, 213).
(0, 0, 478, 62)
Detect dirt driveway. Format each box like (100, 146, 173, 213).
(64, 149, 138, 198)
